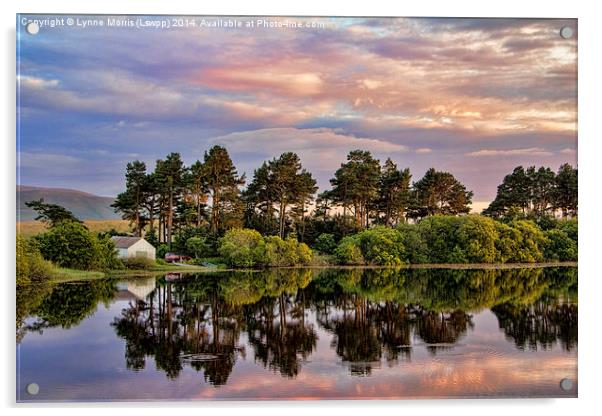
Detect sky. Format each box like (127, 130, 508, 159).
(17, 16, 578, 208)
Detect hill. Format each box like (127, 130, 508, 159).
(17, 185, 120, 221)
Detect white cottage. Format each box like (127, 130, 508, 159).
(110, 236, 156, 259)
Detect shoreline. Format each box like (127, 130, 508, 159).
(50, 261, 578, 283)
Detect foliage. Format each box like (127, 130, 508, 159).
(507, 220, 547, 263)
(245, 152, 317, 239)
(313, 233, 337, 254)
(455, 216, 499, 263)
(264, 236, 313, 267)
(156, 244, 170, 260)
(409, 168, 473, 219)
(218, 228, 266, 268)
(330, 215, 570, 265)
(185, 236, 210, 259)
(396, 224, 430, 263)
(484, 164, 578, 219)
(544, 229, 578, 261)
(218, 229, 312, 268)
(354, 226, 406, 265)
(334, 236, 365, 265)
(16, 235, 53, 286)
(36, 221, 99, 270)
(24, 198, 82, 227)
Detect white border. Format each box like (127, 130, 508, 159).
(2, 0, 601, 414)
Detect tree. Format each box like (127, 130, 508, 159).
(378, 158, 411, 226)
(409, 168, 473, 218)
(244, 162, 277, 235)
(553, 163, 578, 217)
(269, 153, 317, 239)
(329, 150, 381, 229)
(25, 199, 82, 227)
(484, 164, 578, 219)
(35, 221, 118, 270)
(528, 166, 556, 217)
(244, 153, 317, 239)
(203, 146, 245, 234)
(186, 160, 209, 227)
(155, 153, 185, 247)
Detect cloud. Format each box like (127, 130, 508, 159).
(466, 147, 554, 157)
(197, 67, 324, 96)
(415, 148, 433, 154)
(18, 152, 81, 168)
(18, 75, 59, 89)
(212, 127, 408, 154)
(211, 127, 409, 181)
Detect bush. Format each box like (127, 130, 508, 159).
(35, 221, 111, 270)
(544, 229, 577, 261)
(264, 236, 313, 266)
(16, 235, 53, 286)
(397, 224, 429, 263)
(415, 216, 463, 263)
(455, 216, 498, 263)
(334, 236, 365, 265)
(218, 228, 266, 268)
(93, 237, 124, 270)
(156, 244, 169, 260)
(356, 226, 406, 265)
(556, 219, 578, 244)
(122, 256, 157, 270)
(314, 233, 337, 254)
(218, 229, 313, 268)
(508, 220, 547, 263)
(186, 236, 210, 259)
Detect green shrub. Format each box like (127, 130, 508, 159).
(544, 229, 577, 261)
(493, 222, 522, 263)
(314, 233, 337, 254)
(356, 226, 406, 265)
(334, 236, 365, 265)
(456, 215, 498, 263)
(156, 244, 169, 260)
(556, 219, 578, 244)
(397, 224, 430, 263)
(93, 237, 124, 270)
(122, 256, 157, 270)
(186, 236, 210, 259)
(16, 235, 53, 286)
(218, 228, 266, 268)
(415, 216, 463, 263)
(35, 221, 109, 270)
(507, 220, 547, 262)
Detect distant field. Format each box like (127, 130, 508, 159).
(17, 219, 132, 237)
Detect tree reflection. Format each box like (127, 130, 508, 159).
(492, 296, 577, 351)
(112, 277, 244, 384)
(17, 265, 578, 384)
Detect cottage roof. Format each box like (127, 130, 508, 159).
(110, 236, 144, 249)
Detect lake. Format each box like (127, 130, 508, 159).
(16, 266, 578, 401)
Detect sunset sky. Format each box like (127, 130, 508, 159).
(17, 16, 578, 208)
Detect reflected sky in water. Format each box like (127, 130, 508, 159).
(17, 267, 577, 401)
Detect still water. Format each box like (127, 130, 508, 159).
(17, 266, 577, 401)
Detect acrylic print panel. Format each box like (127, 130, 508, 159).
(16, 15, 578, 402)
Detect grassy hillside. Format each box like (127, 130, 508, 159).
(17, 219, 131, 237)
(17, 185, 120, 221)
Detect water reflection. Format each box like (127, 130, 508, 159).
(17, 266, 577, 398)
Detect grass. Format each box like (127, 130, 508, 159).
(49, 263, 213, 282)
(17, 219, 131, 237)
(51, 268, 107, 282)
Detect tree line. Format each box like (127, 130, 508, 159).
(484, 164, 577, 219)
(113, 146, 478, 247)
